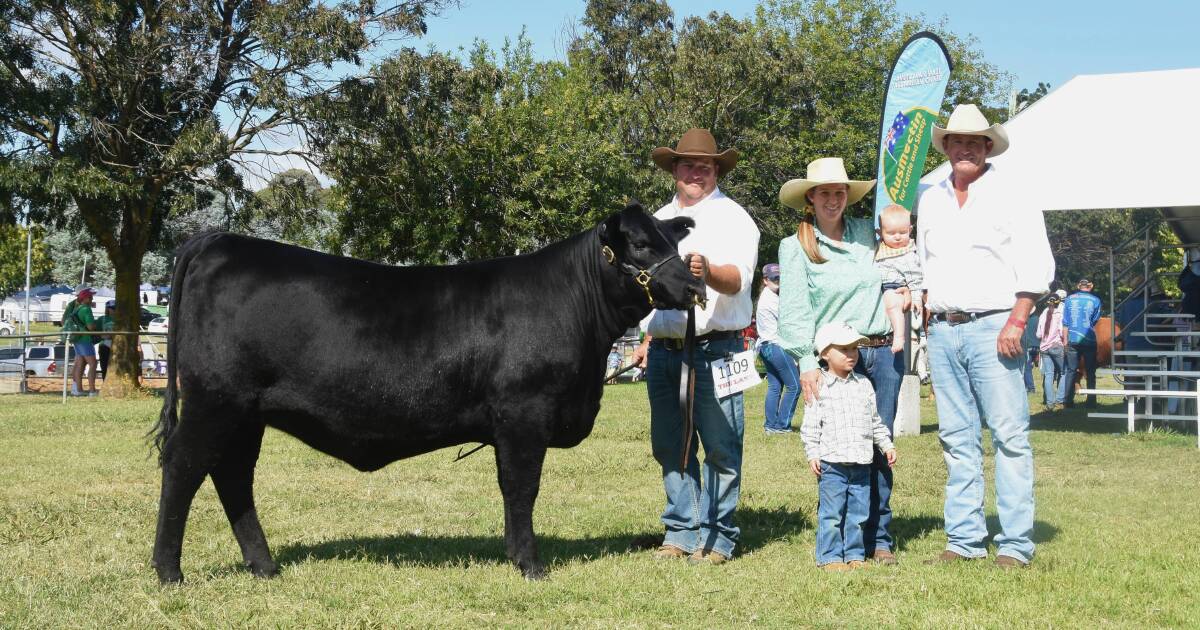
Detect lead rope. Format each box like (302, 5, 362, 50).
(680, 304, 697, 469)
(679, 254, 698, 470)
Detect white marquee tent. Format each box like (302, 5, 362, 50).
(920, 67, 1200, 242)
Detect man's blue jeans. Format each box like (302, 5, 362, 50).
(1038, 346, 1066, 406)
(647, 337, 744, 558)
(758, 342, 800, 431)
(928, 313, 1035, 562)
(1064, 342, 1098, 405)
(815, 462, 870, 565)
(852, 345, 903, 555)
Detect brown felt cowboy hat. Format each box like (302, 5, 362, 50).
(651, 128, 738, 176)
(931, 104, 1009, 157)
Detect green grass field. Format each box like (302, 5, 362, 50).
(2, 382, 1199, 628)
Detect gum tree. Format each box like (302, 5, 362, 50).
(0, 0, 454, 390)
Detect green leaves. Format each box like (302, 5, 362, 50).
(319, 0, 1007, 268)
(0, 1, 455, 386)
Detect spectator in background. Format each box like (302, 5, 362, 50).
(1021, 306, 1040, 393)
(756, 262, 800, 434)
(63, 287, 99, 397)
(1116, 287, 1168, 352)
(1180, 248, 1200, 321)
(97, 300, 117, 380)
(1036, 290, 1068, 411)
(1063, 279, 1102, 408)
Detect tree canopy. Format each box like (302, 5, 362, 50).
(313, 0, 1010, 267)
(0, 0, 454, 389)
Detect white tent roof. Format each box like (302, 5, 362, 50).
(920, 68, 1200, 213)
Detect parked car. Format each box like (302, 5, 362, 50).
(0, 346, 23, 375)
(138, 307, 158, 329)
(86, 301, 157, 330)
(22, 344, 77, 377)
(147, 317, 169, 333)
(0, 321, 13, 336)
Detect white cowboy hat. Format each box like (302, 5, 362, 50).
(931, 104, 1009, 157)
(778, 157, 876, 210)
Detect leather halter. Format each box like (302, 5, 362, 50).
(602, 243, 703, 470)
(601, 245, 706, 309)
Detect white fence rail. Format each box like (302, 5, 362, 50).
(0, 331, 168, 401)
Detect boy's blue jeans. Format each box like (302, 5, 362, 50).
(815, 461, 871, 565)
(647, 337, 745, 558)
(758, 342, 800, 431)
(853, 345, 902, 556)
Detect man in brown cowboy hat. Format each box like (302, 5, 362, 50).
(916, 103, 1054, 569)
(632, 128, 760, 565)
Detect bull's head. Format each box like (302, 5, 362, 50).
(598, 202, 707, 310)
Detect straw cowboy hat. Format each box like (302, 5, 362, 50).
(651, 128, 738, 176)
(931, 104, 1009, 157)
(778, 157, 876, 210)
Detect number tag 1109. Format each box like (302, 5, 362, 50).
(711, 349, 762, 398)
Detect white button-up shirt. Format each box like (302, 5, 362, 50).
(755, 286, 780, 343)
(915, 164, 1055, 313)
(644, 188, 760, 338)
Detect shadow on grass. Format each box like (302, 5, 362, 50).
(920, 400, 1139, 436)
(1030, 400, 1128, 434)
(274, 506, 809, 572)
(890, 515, 1058, 554)
(890, 515, 944, 551)
(986, 517, 1060, 544)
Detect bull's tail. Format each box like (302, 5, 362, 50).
(150, 233, 215, 463)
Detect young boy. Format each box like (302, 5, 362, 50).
(800, 322, 897, 572)
(874, 204, 923, 354)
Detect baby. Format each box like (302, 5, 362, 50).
(874, 204, 923, 354)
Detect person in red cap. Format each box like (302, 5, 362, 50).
(63, 287, 100, 396)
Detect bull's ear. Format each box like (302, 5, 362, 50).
(664, 216, 695, 244)
(599, 210, 623, 247)
(623, 199, 645, 216)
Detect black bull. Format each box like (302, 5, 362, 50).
(150, 203, 704, 583)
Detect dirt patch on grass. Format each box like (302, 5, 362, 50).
(24, 377, 166, 394)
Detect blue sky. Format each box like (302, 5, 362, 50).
(418, 0, 1199, 98)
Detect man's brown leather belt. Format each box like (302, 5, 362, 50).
(931, 309, 1008, 325)
(655, 329, 742, 351)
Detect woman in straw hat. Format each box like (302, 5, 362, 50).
(775, 157, 904, 565)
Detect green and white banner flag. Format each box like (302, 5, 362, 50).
(874, 32, 952, 224)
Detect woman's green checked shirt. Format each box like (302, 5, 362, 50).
(777, 215, 892, 372)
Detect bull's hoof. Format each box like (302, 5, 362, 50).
(155, 566, 184, 585)
(520, 562, 547, 581)
(248, 560, 280, 579)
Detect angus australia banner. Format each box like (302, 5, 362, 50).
(874, 32, 953, 224)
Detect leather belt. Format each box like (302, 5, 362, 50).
(655, 329, 742, 351)
(858, 334, 893, 348)
(931, 309, 1008, 325)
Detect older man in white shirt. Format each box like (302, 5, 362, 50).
(916, 104, 1054, 569)
(632, 128, 760, 566)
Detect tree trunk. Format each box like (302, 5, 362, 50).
(99, 194, 157, 397)
(104, 251, 146, 396)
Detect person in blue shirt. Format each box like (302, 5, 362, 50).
(1062, 279, 1103, 407)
